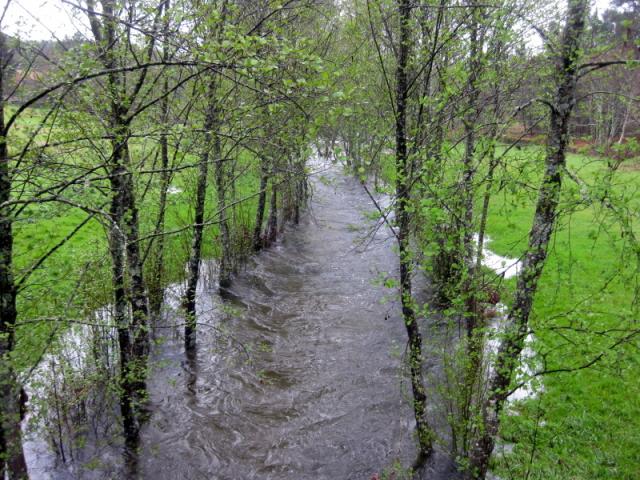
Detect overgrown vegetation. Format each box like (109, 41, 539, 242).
(1, 0, 639, 478)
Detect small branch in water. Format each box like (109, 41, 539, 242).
(17, 318, 253, 361)
(360, 182, 400, 243)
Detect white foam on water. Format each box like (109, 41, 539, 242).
(473, 233, 521, 279)
(474, 233, 539, 402)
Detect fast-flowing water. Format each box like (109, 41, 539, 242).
(139, 168, 417, 479)
(26, 164, 424, 479)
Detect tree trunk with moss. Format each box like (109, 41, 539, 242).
(395, 0, 434, 462)
(468, 0, 588, 476)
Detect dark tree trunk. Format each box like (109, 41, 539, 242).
(467, 1, 588, 477)
(266, 179, 278, 246)
(183, 78, 216, 351)
(283, 170, 293, 224)
(214, 134, 232, 291)
(294, 161, 305, 225)
(395, 0, 434, 462)
(108, 136, 150, 448)
(148, 123, 170, 320)
(253, 157, 269, 251)
(0, 30, 29, 479)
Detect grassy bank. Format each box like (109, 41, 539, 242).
(375, 145, 639, 478)
(9, 108, 262, 370)
(485, 148, 640, 479)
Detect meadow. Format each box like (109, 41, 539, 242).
(485, 147, 640, 479)
(10, 107, 261, 369)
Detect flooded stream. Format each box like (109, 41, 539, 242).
(25, 164, 420, 479)
(23, 161, 539, 480)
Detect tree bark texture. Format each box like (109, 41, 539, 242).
(214, 131, 232, 291)
(253, 157, 269, 251)
(395, 0, 434, 461)
(266, 179, 278, 246)
(0, 30, 29, 480)
(468, 0, 588, 476)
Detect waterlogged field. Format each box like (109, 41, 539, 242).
(9, 107, 261, 369)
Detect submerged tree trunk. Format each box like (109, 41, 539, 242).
(266, 178, 278, 246)
(395, 0, 434, 462)
(0, 30, 29, 479)
(253, 157, 269, 251)
(183, 79, 217, 350)
(468, 0, 588, 477)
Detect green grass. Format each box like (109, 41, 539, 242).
(8, 107, 262, 369)
(376, 144, 640, 478)
(480, 148, 640, 479)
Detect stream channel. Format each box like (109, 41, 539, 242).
(25, 162, 429, 479)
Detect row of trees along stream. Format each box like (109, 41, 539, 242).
(1, 0, 336, 476)
(319, 0, 638, 478)
(1, 0, 639, 479)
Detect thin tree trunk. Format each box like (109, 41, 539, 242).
(475, 71, 503, 274)
(395, 0, 433, 462)
(148, 0, 172, 320)
(266, 179, 278, 246)
(183, 78, 216, 351)
(294, 160, 305, 225)
(283, 159, 294, 225)
(475, 142, 498, 273)
(468, 1, 588, 477)
(0, 30, 29, 479)
(253, 157, 269, 251)
(215, 135, 232, 290)
(460, 10, 491, 453)
(617, 102, 631, 144)
(461, 1, 481, 274)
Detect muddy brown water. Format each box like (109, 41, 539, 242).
(27, 166, 441, 479)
